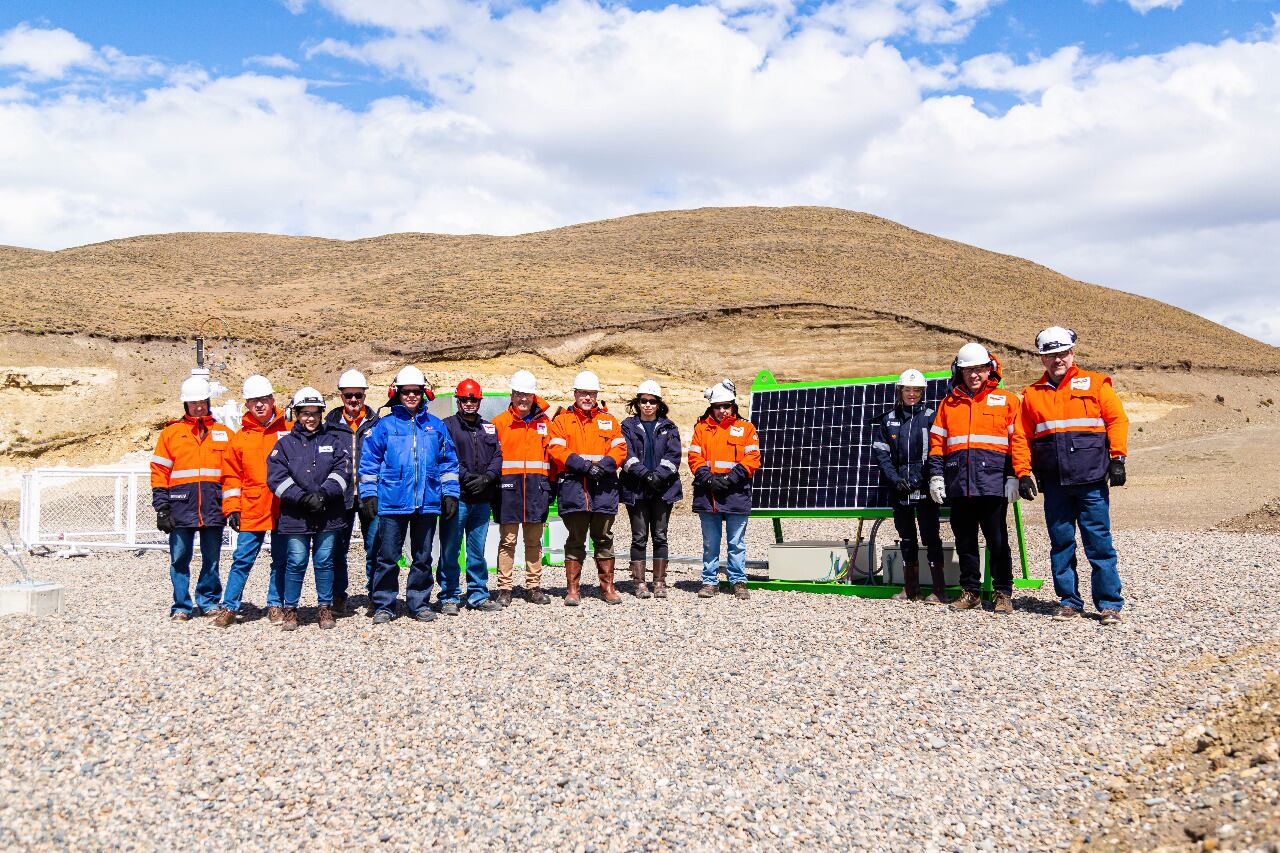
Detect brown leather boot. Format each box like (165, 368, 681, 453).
(268, 606, 285, 624)
(526, 587, 550, 605)
(923, 561, 948, 604)
(331, 594, 347, 615)
(630, 560, 651, 598)
(211, 608, 236, 628)
(496, 589, 512, 608)
(281, 608, 299, 631)
(597, 558, 622, 605)
(563, 559, 582, 607)
(891, 562, 920, 601)
(317, 605, 336, 630)
(652, 559, 668, 599)
(950, 590, 982, 612)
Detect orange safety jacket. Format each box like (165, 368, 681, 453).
(491, 396, 553, 524)
(547, 404, 627, 514)
(150, 414, 233, 527)
(688, 414, 761, 514)
(221, 407, 292, 532)
(1016, 364, 1129, 487)
(926, 356, 1025, 499)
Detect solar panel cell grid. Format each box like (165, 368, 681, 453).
(749, 377, 949, 511)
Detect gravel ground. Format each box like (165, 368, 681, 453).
(2, 518, 1278, 852)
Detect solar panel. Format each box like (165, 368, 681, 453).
(748, 374, 950, 511)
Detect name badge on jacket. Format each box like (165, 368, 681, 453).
(729, 425, 745, 436)
(598, 420, 613, 430)
(320, 446, 334, 453)
(536, 423, 547, 435)
(1071, 376, 1091, 391)
(987, 395, 1006, 406)
(483, 424, 496, 434)
(213, 432, 229, 442)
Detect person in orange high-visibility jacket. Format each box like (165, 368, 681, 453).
(1012, 326, 1129, 624)
(925, 344, 1024, 615)
(547, 370, 627, 606)
(210, 374, 291, 626)
(490, 370, 553, 607)
(150, 375, 232, 620)
(688, 379, 761, 601)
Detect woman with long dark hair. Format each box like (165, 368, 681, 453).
(619, 380, 682, 598)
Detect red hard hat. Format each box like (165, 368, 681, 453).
(455, 379, 483, 399)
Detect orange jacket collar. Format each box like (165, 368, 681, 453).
(240, 406, 286, 432)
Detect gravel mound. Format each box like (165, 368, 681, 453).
(2, 521, 1278, 851)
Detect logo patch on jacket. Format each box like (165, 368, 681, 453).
(270, 449, 279, 457)
(729, 425, 745, 437)
(987, 394, 1006, 406)
(598, 420, 613, 430)
(320, 446, 333, 453)
(536, 423, 547, 435)
(483, 423, 496, 434)
(1070, 376, 1091, 391)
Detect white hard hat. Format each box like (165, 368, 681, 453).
(1036, 326, 1077, 355)
(955, 343, 993, 369)
(394, 365, 427, 387)
(573, 370, 601, 392)
(637, 379, 663, 398)
(242, 374, 274, 399)
(510, 370, 538, 395)
(337, 369, 368, 389)
(704, 378, 736, 404)
(896, 369, 927, 388)
(292, 386, 325, 410)
(180, 376, 211, 403)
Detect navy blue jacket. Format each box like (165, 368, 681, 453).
(324, 405, 379, 503)
(443, 413, 503, 506)
(873, 401, 936, 506)
(358, 405, 461, 515)
(619, 416, 683, 506)
(266, 422, 352, 534)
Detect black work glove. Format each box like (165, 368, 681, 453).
(226, 511, 241, 532)
(587, 463, 606, 482)
(461, 473, 482, 496)
(1018, 476, 1038, 501)
(1108, 458, 1127, 487)
(473, 473, 496, 494)
(708, 474, 731, 496)
(894, 479, 913, 496)
(359, 495, 378, 523)
(300, 491, 326, 513)
(644, 471, 665, 494)
(441, 495, 458, 522)
(156, 510, 176, 534)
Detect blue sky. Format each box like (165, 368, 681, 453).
(2, 1, 1279, 342)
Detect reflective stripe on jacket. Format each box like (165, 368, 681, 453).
(1016, 365, 1129, 486)
(619, 415, 683, 506)
(444, 413, 503, 506)
(925, 357, 1023, 499)
(324, 405, 379, 500)
(491, 398, 553, 524)
(548, 404, 627, 515)
(150, 414, 231, 528)
(688, 415, 761, 514)
(873, 401, 935, 505)
(358, 405, 461, 515)
(221, 407, 291, 531)
(266, 422, 351, 534)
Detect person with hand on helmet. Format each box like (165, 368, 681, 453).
(266, 387, 351, 631)
(926, 344, 1025, 616)
(689, 379, 761, 601)
(358, 366, 461, 624)
(211, 375, 291, 627)
(438, 379, 503, 614)
(548, 370, 627, 606)
(490, 370, 554, 607)
(151, 375, 231, 621)
(325, 369, 380, 614)
(873, 369, 946, 604)
(1012, 327, 1129, 625)
(619, 380, 682, 599)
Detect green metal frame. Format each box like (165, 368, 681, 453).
(742, 368, 1041, 597)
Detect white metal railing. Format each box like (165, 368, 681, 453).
(19, 467, 177, 550)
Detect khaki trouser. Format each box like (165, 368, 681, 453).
(561, 512, 615, 562)
(497, 522, 544, 590)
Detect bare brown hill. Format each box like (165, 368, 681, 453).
(2, 206, 1276, 373)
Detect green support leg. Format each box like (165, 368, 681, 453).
(772, 517, 784, 544)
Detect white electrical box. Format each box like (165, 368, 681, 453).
(880, 542, 962, 587)
(0, 581, 66, 617)
(767, 540, 876, 582)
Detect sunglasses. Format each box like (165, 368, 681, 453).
(399, 387, 424, 396)
(457, 395, 481, 402)
(342, 392, 365, 400)
(638, 397, 659, 405)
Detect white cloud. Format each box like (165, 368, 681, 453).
(1127, 0, 1182, 13)
(245, 54, 301, 70)
(1, 8, 1279, 344)
(0, 24, 96, 79)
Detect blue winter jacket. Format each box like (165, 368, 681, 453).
(619, 416, 683, 505)
(443, 413, 503, 507)
(358, 405, 461, 515)
(873, 401, 936, 506)
(266, 422, 352, 534)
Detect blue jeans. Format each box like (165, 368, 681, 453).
(372, 513, 438, 615)
(333, 508, 380, 599)
(282, 531, 337, 608)
(220, 530, 287, 612)
(438, 501, 492, 606)
(1042, 481, 1123, 612)
(699, 512, 749, 585)
(168, 526, 223, 616)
